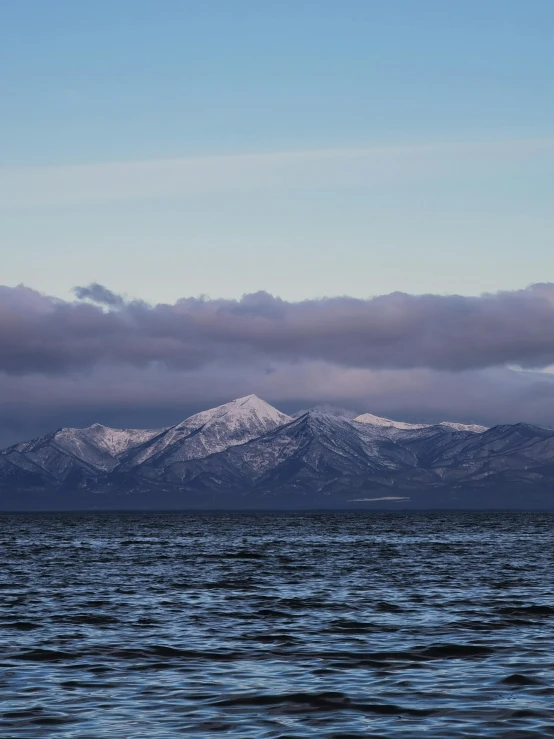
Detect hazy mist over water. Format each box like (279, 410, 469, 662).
(1, 511, 554, 738)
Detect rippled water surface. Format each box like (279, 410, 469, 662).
(1, 511, 554, 738)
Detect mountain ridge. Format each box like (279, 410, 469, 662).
(1, 395, 553, 509)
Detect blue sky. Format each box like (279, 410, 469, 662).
(1, 0, 553, 302)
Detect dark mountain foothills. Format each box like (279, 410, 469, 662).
(1, 395, 554, 510)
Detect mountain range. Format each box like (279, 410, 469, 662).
(1, 394, 554, 510)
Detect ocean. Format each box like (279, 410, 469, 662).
(1, 511, 553, 737)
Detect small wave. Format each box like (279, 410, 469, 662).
(53, 613, 120, 625)
(416, 643, 495, 660)
(498, 605, 554, 618)
(214, 691, 434, 716)
(12, 649, 77, 662)
(501, 673, 544, 686)
(227, 550, 265, 559)
(2, 621, 40, 630)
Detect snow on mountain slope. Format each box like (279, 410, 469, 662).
(186, 394, 290, 435)
(0, 423, 164, 479)
(223, 411, 416, 485)
(6, 396, 551, 505)
(57, 424, 164, 459)
(225, 412, 372, 482)
(354, 413, 487, 435)
(439, 421, 488, 433)
(406, 423, 554, 486)
(122, 395, 292, 469)
(292, 405, 360, 420)
(354, 413, 429, 431)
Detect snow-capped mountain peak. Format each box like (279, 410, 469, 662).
(74, 424, 165, 457)
(119, 395, 293, 468)
(178, 394, 290, 433)
(0, 422, 165, 478)
(354, 412, 429, 430)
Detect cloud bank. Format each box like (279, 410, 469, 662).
(2, 282, 554, 375)
(1, 282, 554, 447)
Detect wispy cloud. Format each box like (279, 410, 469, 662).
(1, 137, 553, 208)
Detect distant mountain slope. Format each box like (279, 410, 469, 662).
(0, 424, 163, 483)
(354, 412, 487, 435)
(1, 396, 553, 509)
(226, 411, 416, 484)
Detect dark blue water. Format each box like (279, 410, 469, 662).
(1, 511, 554, 738)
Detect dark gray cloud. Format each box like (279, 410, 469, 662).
(73, 283, 125, 307)
(1, 361, 554, 449)
(2, 282, 554, 375)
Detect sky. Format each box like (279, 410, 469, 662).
(1, 1, 554, 444)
